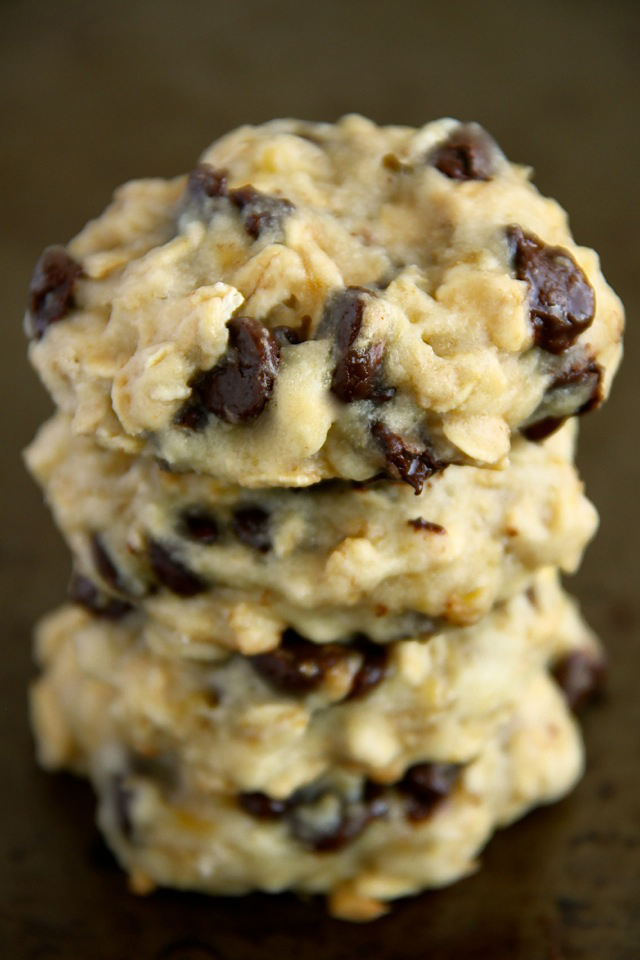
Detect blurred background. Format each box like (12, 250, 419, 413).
(1, 1, 638, 957)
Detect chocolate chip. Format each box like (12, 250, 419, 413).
(521, 416, 566, 443)
(148, 539, 207, 596)
(397, 762, 462, 822)
(183, 165, 294, 238)
(551, 650, 607, 713)
(408, 518, 446, 534)
(27, 246, 83, 340)
(90, 533, 128, 594)
(250, 630, 346, 694)
(320, 288, 395, 403)
(232, 506, 271, 552)
(345, 637, 389, 701)
(288, 781, 389, 852)
(111, 774, 135, 842)
(68, 573, 134, 620)
(272, 315, 311, 347)
(178, 317, 280, 428)
(521, 360, 602, 442)
(180, 508, 219, 545)
(507, 225, 595, 354)
(238, 791, 290, 820)
(272, 325, 303, 347)
(429, 123, 497, 181)
(229, 184, 295, 239)
(173, 399, 209, 431)
(372, 421, 446, 494)
(185, 163, 228, 203)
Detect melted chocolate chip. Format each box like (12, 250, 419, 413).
(27, 246, 84, 340)
(148, 540, 207, 596)
(429, 124, 497, 181)
(173, 399, 209, 431)
(250, 630, 346, 694)
(507, 225, 595, 354)
(69, 573, 134, 620)
(521, 360, 602, 442)
(229, 184, 295, 239)
(232, 506, 271, 552)
(178, 317, 280, 428)
(521, 416, 566, 443)
(238, 792, 290, 820)
(272, 314, 311, 347)
(180, 508, 219, 545)
(320, 288, 395, 403)
(372, 421, 445, 494)
(551, 650, 607, 713)
(345, 637, 389, 701)
(183, 164, 294, 239)
(397, 762, 462, 822)
(185, 163, 229, 202)
(272, 325, 303, 347)
(288, 781, 389, 853)
(408, 518, 446, 534)
(90, 533, 128, 594)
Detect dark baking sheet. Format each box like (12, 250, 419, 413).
(2, 2, 639, 957)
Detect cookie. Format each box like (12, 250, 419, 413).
(26, 116, 623, 488)
(31, 570, 600, 799)
(26, 415, 597, 645)
(31, 609, 587, 920)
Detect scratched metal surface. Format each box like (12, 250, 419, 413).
(1, 1, 639, 957)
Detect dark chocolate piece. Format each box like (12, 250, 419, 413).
(429, 123, 497, 181)
(507, 225, 595, 354)
(177, 317, 280, 427)
(272, 315, 311, 347)
(185, 163, 229, 202)
(229, 184, 295, 239)
(551, 650, 607, 713)
(397, 762, 462, 822)
(237, 792, 290, 820)
(408, 517, 446, 534)
(288, 781, 389, 853)
(521, 360, 602, 442)
(372, 421, 445, 494)
(68, 573, 134, 620)
(320, 287, 395, 403)
(345, 637, 389, 701)
(521, 416, 566, 443)
(249, 630, 346, 694)
(232, 506, 271, 552)
(180, 508, 219, 545)
(148, 539, 207, 596)
(27, 246, 83, 340)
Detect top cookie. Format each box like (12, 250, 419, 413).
(26, 116, 623, 488)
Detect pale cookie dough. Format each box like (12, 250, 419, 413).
(26, 415, 597, 644)
(31, 629, 586, 921)
(30, 570, 601, 799)
(26, 115, 623, 488)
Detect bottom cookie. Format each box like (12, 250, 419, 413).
(29, 590, 598, 920)
(61, 673, 584, 921)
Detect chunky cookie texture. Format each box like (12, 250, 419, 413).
(31, 573, 592, 917)
(30, 571, 597, 798)
(24, 115, 622, 921)
(26, 115, 623, 487)
(26, 415, 597, 646)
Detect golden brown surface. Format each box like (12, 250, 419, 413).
(2, 0, 639, 957)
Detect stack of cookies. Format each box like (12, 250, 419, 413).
(25, 116, 623, 920)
